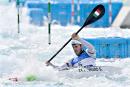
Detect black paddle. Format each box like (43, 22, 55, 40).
(47, 4, 105, 63)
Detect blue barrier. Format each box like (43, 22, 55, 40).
(127, 38, 130, 57)
(26, 2, 122, 27)
(84, 37, 128, 58)
(27, 1, 44, 8)
(58, 4, 71, 25)
(29, 8, 44, 26)
(99, 37, 127, 58)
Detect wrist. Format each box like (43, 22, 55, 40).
(72, 37, 80, 40)
(76, 37, 80, 40)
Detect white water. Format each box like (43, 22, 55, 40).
(0, 3, 130, 87)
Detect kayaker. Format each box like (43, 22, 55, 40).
(46, 33, 96, 70)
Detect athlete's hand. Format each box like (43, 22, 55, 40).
(71, 33, 80, 40)
(46, 61, 51, 66)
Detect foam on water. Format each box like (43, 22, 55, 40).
(0, 3, 130, 87)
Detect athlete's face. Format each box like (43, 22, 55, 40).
(72, 44, 82, 56)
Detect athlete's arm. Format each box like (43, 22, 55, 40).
(46, 60, 73, 71)
(79, 38, 95, 54)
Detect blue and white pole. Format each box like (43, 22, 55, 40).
(71, 0, 74, 25)
(77, 0, 80, 24)
(48, 0, 51, 44)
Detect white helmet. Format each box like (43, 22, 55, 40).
(71, 40, 82, 45)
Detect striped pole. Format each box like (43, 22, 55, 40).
(16, 0, 20, 33)
(71, 0, 74, 25)
(109, 0, 112, 26)
(77, 0, 80, 23)
(48, 0, 51, 45)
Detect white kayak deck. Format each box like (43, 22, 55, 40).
(58, 66, 122, 78)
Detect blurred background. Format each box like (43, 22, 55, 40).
(0, 0, 129, 28)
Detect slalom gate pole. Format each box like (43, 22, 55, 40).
(16, 0, 20, 33)
(48, 0, 51, 45)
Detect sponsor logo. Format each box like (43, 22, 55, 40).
(78, 65, 103, 72)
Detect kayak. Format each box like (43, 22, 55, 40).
(58, 66, 122, 78)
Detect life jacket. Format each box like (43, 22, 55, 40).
(70, 50, 96, 67)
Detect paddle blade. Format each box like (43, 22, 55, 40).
(83, 4, 105, 27)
